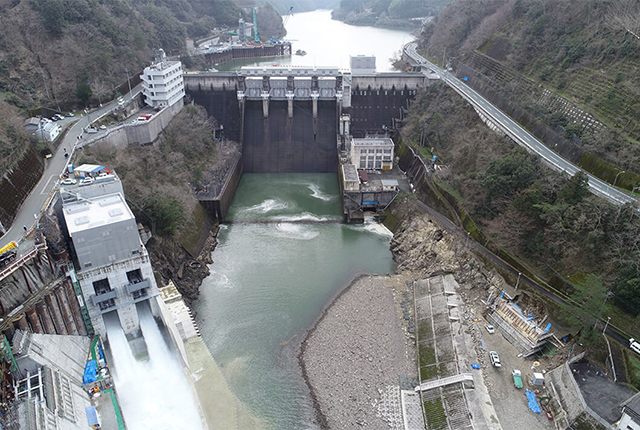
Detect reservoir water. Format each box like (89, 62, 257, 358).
(217, 9, 413, 71)
(195, 174, 396, 428)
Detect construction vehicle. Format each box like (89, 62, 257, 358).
(512, 369, 523, 389)
(0, 241, 17, 268)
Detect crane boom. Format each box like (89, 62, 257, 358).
(253, 7, 259, 42)
(283, 6, 293, 27)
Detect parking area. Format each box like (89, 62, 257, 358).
(571, 361, 636, 424)
(479, 322, 554, 429)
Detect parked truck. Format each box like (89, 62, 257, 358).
(512, 369, 523, 389)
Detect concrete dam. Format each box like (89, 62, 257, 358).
(185, 66, 431, 174)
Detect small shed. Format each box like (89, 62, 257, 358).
(531, 372, 545, 386)
(381, 179, 399, 191)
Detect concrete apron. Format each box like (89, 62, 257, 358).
(155, 295, 260, 429)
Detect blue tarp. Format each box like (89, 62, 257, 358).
(85, 406, 99, 426)
(545, 323, 552, 332)
(83, 360, 97, 385)
(98, 344, 105, 361)
(526, 390, 542, 413)
(471, 364, 481, 369)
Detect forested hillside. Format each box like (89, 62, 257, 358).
(332, 0, 452, 28)
(418, 0, 640, 187)
(403, 82, 640, 333)
(0, 0, 246, 110)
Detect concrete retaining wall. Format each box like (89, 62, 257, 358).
(81, 99, 184, 149)
(0, 146, 45, 228)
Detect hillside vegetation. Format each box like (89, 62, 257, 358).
(419, 0, 640, 186)
(78, 105, 239, 236)
(0, 0, 257, 110)
(332, 0, 453, 28)
(403, 83, 640, 332)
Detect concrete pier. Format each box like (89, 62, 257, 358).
(64, 280, 88, 336)
(26, 307, 43, 333)
(55, 286, 79, 335)
(45, 292, 68, 335)
(37, 300, 56, 334)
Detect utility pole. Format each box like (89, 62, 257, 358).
(125, 68, 132, 95)
(515, 272, 522, 291)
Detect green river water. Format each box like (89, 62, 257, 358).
(194, 10, 411, 429)
(194, 174, 396, 428)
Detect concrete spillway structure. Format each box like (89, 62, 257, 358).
(184, 67, 430, 165)
(185, 66, 433, 221)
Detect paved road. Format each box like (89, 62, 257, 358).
(0, 85, 142, 250)
(403, 42, 637, 206)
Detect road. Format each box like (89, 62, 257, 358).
(403, 42, 637, 206)
(0, 85, 142, 250)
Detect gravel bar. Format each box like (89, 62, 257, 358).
(300, 275, 415, 429)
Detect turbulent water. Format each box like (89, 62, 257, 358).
(104, 304, 204, 430)
(195, 174, 396, 429)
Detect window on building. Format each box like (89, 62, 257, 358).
(93, 278, 111, 295)
(383, 156, 391, 161)
(375, 160, 382, 169)
(376, 149, 382, 153)
(384, 149, 392, 154)
(369, 149, 375, 153)
(360, 160, 366, 169)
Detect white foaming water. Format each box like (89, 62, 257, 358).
(307, 183, 333, 201)
(347, 218, 394, 237)
(272, 212, 331, 223)
(273, 223, 320, 240)
(244, 199, 290, 214)
(105, 305, 203, 430)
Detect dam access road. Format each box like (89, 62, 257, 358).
(403, 42, 638, 207)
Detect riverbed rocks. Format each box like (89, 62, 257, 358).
(301, 275, 415, 429)
(301, 198, 512, 428)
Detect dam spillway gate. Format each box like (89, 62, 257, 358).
(185, 66, 432, 220)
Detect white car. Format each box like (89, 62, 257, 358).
(489, 351, 501, 368)
(60, 178, 77, 186)
(79, 177, 95, 186)
(66, 112, 74, 117)
(99, 125, 107, 130)
(55, 114, 65, 120)
(485, 325, 495, 334)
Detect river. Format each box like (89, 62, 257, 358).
(195, 10, 413, 429)
(217, 9, 413, 72)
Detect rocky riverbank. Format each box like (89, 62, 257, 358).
(300, 197, 510, 429)
(147, 227, 219, 305)
(300, 274, 416, 429)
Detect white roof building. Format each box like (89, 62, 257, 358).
(140, 48, 185, 109)
(61, 190, 160, 337)
(31, 121, 62, 142)
(350, 137, 395, 170)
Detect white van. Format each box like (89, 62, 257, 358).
(630, 338, 640, 355)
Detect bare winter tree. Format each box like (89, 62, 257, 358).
(606, 0, 640, 40)
(90, 78, 112, 105)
